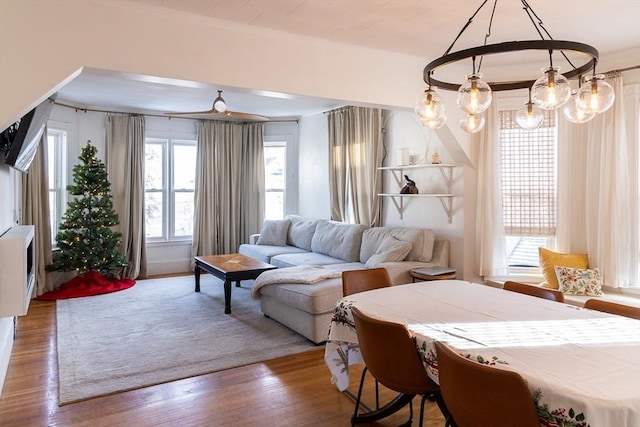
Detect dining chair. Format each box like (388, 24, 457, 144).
(350, 306, 446, 427)
(584, 299, 640, 320)
(341, 268, 392, 412)
(342, 267, 392, 297)
(503, 280, 565, 302)
(434, 341, 540, 427)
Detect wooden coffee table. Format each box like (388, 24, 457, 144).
(194, 253, 276, 314)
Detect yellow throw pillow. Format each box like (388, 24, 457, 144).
(538, 247, 589, 290)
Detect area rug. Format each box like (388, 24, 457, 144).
(56, 275, 318, 404)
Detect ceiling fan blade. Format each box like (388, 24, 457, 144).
(224, 110, 270, 121)
(164, 109, 216, 116)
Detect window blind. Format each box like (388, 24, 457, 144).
(500, 110, 557, 236)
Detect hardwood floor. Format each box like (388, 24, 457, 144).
(0, 298, 446, 426)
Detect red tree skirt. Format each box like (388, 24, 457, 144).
(36, 271, 136, 300)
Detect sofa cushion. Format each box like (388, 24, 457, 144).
(238, 243, 307, 263)
(270, 252, 346, 268)
(360, 227, 435, 263)
(365, 236, 412, 268)
(258, 277, 344, 314)
(311, 221, 368, 262)
(285, 215, 319, 250)
(256, 219, 290, 246)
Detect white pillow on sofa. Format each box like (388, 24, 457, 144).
(365, 237, 412, 268)
(256, 219, 291, 246)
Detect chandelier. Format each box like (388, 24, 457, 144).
(416, 0, 615, 133)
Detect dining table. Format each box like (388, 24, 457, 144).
(324, 280, 640, 427)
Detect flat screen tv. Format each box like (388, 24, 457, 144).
(0, 93, 57, 173)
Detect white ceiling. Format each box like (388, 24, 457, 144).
(56, 0, 640, 120)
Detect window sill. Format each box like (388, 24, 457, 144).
(146, 240, 192, 248)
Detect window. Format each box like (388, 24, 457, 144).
(144, 138, 196, 241)
(499, 110, 557, 268)
(47, 124, 67, 245)
(264, 142, 286, 220)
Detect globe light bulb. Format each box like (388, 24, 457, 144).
(213, 91, 227, 113)
(576, 74, 615, 114)
(515, 101, 544, 130)
(420, 114, 447, 130)
(531, 66, 571, 110)
(563, 93, 595, 124)
(213, 99, 227, 113)
(459, 113, 485, 133)
(457, 73, 492, 114)
(415, 87, 445, 121)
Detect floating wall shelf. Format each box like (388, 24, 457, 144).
(378, 164, 456, 222)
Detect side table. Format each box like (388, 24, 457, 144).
(410, 267, 457, 282)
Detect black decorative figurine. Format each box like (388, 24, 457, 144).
(400, 175, 419, 194)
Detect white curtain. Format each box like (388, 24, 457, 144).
(328, 106, 384, 226)
(192, 121, 264, 258)
(475, 101, 508, 277)
(21, 128, 53, 295)
(581, 76, 638, 287)
(106, 114, 147, 279)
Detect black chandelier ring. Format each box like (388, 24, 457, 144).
(423, 40, 599, 92)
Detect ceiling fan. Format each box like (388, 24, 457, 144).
(165, 90, 269, 121)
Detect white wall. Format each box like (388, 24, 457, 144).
(297, 113, 331, 219)
(0, 164, 18, 395)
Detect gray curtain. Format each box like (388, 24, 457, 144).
(192, 121, 264, 258)
(328, 106, 384, 226)
(21, 128, 53, 296)
(106, 114, 147, 279)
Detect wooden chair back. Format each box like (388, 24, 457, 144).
(435, 341, 540, 427)
(584, 299, 640, 320)
(351, 306, 438, 395)
(342, 268, 391, 296)
(503, 280, 564, 302)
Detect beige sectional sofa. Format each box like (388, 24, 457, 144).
(239, 215, 450, 343)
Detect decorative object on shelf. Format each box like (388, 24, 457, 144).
(397, 147, 411, 166)
(400, 175, 419, 194)
(416, 0, 612, 133)
(431, 152, 441, 164)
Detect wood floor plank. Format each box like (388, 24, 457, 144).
(0, 295, 446, 426)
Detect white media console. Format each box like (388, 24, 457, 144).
(0, 225, 35, 317)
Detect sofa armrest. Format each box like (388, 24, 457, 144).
(249, 234, 260, 245)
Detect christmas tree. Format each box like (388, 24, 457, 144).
(47, 141, 129, 277)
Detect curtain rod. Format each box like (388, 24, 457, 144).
(603, 64, 640, 74)
(53, 101, 299, 124)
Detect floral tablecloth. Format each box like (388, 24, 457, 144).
(324, 280, 640, 427)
